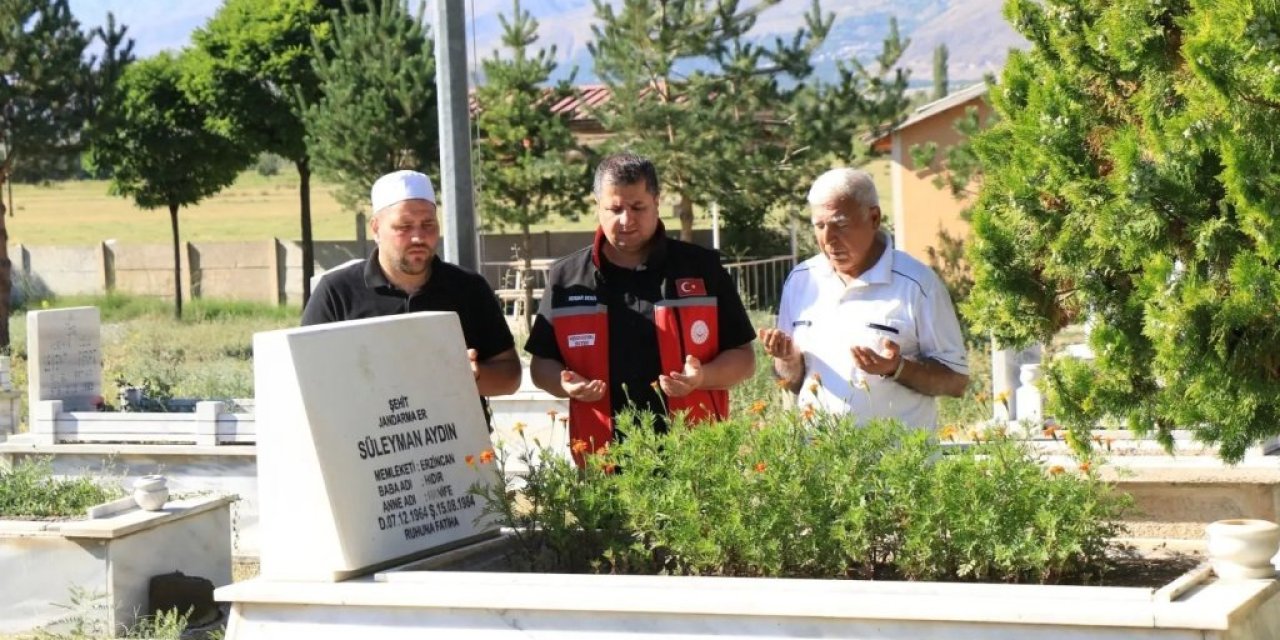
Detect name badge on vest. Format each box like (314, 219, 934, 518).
(676, 278, 707, 297)
(567, 333, 596, 348)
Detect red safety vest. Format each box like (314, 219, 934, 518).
(550, 246, 730, 466)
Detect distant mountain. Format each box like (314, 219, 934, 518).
(72, 0, 1026, 87)
(468, 0, 1027, 86)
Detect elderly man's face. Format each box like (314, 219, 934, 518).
(810, 196, 881, 278)
(372, 199, 440, 278)
(596, 180, 660, 261)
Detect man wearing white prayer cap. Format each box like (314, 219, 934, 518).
(302, 170, 521, 398)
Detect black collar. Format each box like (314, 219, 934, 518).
(590, 221, 670, 276)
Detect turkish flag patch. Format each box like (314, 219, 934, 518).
(675, 278, 707, 297)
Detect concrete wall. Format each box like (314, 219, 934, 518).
(12, 229, 721, 307)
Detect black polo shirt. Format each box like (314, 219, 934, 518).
(302, 250, 515, 362)
(525, 229, 755, 429)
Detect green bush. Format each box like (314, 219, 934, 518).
(0, 459, 123, 518)
(476, 404, 1130, 584)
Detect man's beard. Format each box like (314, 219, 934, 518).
(396, 249, 431, 275)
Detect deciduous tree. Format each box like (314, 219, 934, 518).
(91, 52, 249, 319)
(188, 0, 365, 305)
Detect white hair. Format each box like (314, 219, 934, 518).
(807, 168, 879, 217)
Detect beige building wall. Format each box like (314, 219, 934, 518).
(890, 98, 993, 265)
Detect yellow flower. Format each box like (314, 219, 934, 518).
(995, 390, 1010, 405)
(513, 421, 526, 436)
(749, 400, 767, 414)
(939, 424, 958, 442)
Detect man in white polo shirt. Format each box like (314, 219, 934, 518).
(758, 167, 969, 428)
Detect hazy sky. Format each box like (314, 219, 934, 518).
(69, 0, 222, 56)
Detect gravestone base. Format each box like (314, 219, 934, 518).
(215, 533, 1280, 640)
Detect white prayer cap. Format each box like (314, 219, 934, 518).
(370, 170, 436, 214)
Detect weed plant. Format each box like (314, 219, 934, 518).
(0, 459, 122, 519)
(474, 403, 1130, 584)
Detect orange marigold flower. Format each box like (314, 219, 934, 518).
(465, 454, 476, 467)
(801, 405, 816, 420)
(546, 409, 559, 418)
(479, 449, 495, 464)
(513, 422, 526, 436)
(602, 463, 617, 474)
(754, 462, 767, 473)
(775, 378, 790, 389)
(749, 400, 767, 414)
(939, 424, 958, 442)
(1078, 461, 1092, 473)
(1048, 465, 1065, 476)
(807, 380, 819, 394)
(571, 439, 589, 454)
(1042, 425, 1059, 439)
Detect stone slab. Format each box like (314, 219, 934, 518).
(253, 312, 498, 581)
(26, 307, 102, 412)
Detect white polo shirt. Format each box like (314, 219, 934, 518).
(777, 235, 968, 429)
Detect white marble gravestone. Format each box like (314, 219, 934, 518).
(253, 312, 498, 581)
(26, 307, 102, 412)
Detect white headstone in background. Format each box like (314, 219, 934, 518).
(26, 307, 102, 412)
(254, 312, 498, 582)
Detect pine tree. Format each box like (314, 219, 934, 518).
(91, 52, 249, 319)
(965, 0, 1280, 461)
(0, 0, 132, 345)
(932, 43, 949, 100)
(475, 0, 587, 331)
(305, 0, 439, 214)
(587, 0, 832, 244)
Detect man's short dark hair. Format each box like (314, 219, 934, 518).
(593, 152, 660, 198)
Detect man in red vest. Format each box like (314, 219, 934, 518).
(525, 153, 756, 464)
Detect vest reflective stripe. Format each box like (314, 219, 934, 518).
(549, 305, 612, 465)
(654, 298, 728, 423)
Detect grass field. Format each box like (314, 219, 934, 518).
(4, 159, 892, 246)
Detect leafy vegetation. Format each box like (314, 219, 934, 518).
(0, 459, 122, 519)
(475, 405, 1130, 584)
(964, 0, 1280, 460)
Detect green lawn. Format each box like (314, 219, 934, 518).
(4, 159, 892, 246)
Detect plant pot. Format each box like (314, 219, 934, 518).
(133, 475, 169, 511)
(1206, 518, 1280, 580)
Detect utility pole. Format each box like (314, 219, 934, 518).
(435, 0, 477, 270)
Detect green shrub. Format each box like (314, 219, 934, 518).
(0, 459, 123, 518)
(476, 404, 1130, 584)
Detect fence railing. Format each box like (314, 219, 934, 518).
(724, 255, 796, 312)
